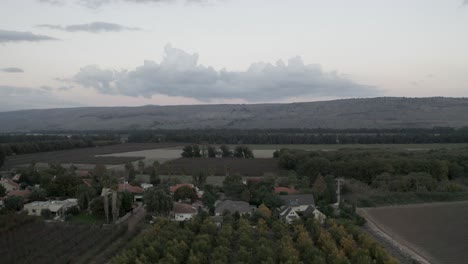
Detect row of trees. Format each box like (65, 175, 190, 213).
(127, 127, 468, 144)
(181, 145, 254, 158)
(0, 134, 119, 157)
(112, 214, 397, 264)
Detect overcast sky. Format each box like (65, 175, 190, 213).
(0, 0, 467, 111)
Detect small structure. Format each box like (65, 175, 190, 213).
(214, 200, 254, 216)
(140, 183, 153, 190)
(0, 178, 20, 193)
(274, 187, 300, 195)
(279, 194, 325, 224)
(173, 202, 198, 221)
(24, 199, 78, 219)
(118, 183, 144, 202)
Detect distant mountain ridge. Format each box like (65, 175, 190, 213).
(1, 97, 468, 132)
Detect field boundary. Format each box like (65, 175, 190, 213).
(357, 208, 432, 264)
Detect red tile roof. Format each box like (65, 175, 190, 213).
(173, 202, 198, 214)
(7, 189, 31, 198)
(274, 187, 300, 195)
(118, 183, 144, 194)
(169, 184, 194, 193)
(2, 178, 19, 189)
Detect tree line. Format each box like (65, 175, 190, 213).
(0, 134, 120, 158)
(274, 147, 468, 206)
(127, 127, 468, 144)
(181, 145, 254, 159)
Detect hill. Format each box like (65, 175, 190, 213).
(1, 97, 468, 132)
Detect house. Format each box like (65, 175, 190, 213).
(274, 187, 300, 195)
(24, 199, 78, 219)
(1, 178, 20, 193)
(169, 183, 194, 193)
(118, 183, 144, 202)
(173, 202, 198, 221)
(7, 189, 31, 200)
(278, 194, 326, 224)
(214, 200, 254, 216)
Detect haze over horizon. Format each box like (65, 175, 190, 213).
(1, 0, 468, 111)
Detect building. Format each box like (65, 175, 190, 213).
(118, 183, 144, 202)
(0, 178, 20, 193)
(24, 199, 78, 219)
(173, 202, 198, 221)
(278, 194, 326, 224)
(7, 189, 31, 200)
(214, 200, 254, 216)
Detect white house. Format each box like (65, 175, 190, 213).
(173, 202, 198, 221)
(24, 199, 78, 219)
(279, 195, 326, 224)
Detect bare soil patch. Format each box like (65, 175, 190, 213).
(359, 201, 468, 264)
(3, 143, 183, 168)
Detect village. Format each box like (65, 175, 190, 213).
(0, 160, 330, 227)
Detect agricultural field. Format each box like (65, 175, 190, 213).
(159, 158, 282, 176)
(359, 201, 468, 264)
(0, 220, 127, 264)
(100, 143, 468, 162)
(2, 143, 183, 168)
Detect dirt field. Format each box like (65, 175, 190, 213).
(98, 147, 183, 163)
(359, 201, 468, 264)
(3, 143, 183, 168)
(159, 158, 282, 176)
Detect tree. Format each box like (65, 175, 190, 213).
(182, 145, 202, 158)
(220, 145, 233, 158)
(0, 184, 6, 197)
(0, 146, 5, 168)
(138, 160, 145, 174)
(257, 204, 272, 218)
(41, 208, 52, 219)
(93, 164, 108, 178)
(120, 191, 134, 213)
(234, 146, 254, 159)
(222, 174, 246, 199)
(125, 162, 136, 182)
(3, 196, 24, 211)
(207, 146, 216, 158)
(313, 174, 327, 200)
(150, 168, 161, 185)
(30, 188, 47, 202)
(144, 188, 173, 217)
(174, 186, 198, 203)
(192, 171, 207, 188)
(76, 184, 97, 210)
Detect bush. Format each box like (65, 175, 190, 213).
(41, 209, 52, 219)
(66, 206, 80, 216)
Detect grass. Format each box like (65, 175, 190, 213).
(69, 214, 105, 225)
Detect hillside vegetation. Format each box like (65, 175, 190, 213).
(1, 97, 468, 131)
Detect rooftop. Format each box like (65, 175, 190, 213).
(215, 200, 253, 215)
(280, 194, 315, 206)
(173, 202, 198, 214)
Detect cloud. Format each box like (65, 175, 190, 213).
(1, 68, 24, 73)
(39, 0, 214, 8)
(464, 0, 468, 5)
(37, 22, 140, 33)
(0, 29, 58, 43)
(72, 45, 379, 102)
(0, 86, 80, 112)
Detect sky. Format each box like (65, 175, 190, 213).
(0, 0, 467, 111)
